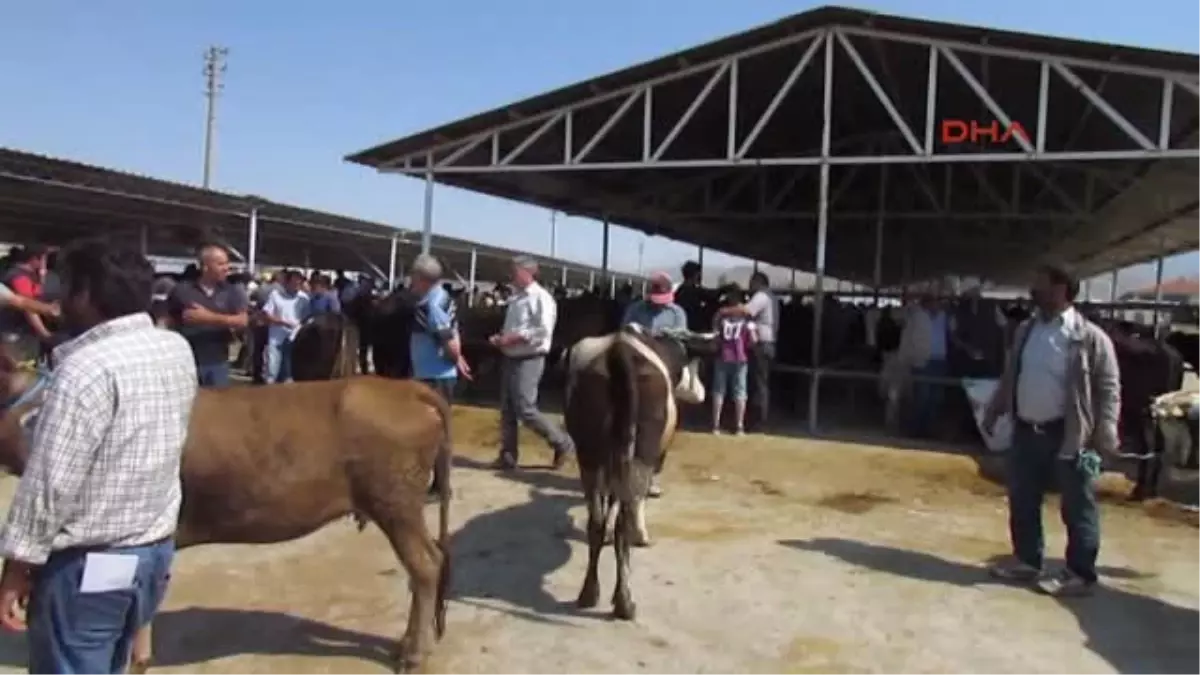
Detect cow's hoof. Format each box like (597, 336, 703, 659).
(612, 598, 637, 621)
(576, 583, 600, 609)
(631, 534, 653, 548)
(391, 639, 425, 674)
(128, 660, 151, 675)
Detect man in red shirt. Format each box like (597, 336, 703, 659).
(0, 246, 53, 363)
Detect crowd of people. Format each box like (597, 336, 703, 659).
(0, 236, 1140, 671)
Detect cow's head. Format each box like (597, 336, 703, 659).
(0, 347, 49, 476)
(1146, 390, 1200, 471)
(628, 326, 714, 406)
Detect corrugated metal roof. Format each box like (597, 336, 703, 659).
(0, 147, 645, 282)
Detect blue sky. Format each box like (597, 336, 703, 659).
(0, 0, 1196, 287)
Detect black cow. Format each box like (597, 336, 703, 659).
(563, 326, 709, 620)
(290, 313, 360, 382)
(1166, 330, 1199, 372)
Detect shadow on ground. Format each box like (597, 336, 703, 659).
(153, 608, 395, 670)
(780, 537, 1200, 675)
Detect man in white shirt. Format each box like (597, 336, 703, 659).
(261, 269, 310, 384)
(490, 256, 574, 470)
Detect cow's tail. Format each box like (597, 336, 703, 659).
(431, 388, 453, 640)
(609, 331, 639, 465)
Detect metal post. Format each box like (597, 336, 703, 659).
(808, 31, 834, 434)
(609, 275, 617, 296)
(873, 164, 887, 305)
(421, 171, 434, 254)
(790, 269, 797, 290)
(467, 247, 478, 307)
(753, 260, 760, 274)
(698, 246, 705, 271)
(560, 266, 568, 287)
(246, 208, 258, 277)
(1152, 250, 1166, 335)
(600, 218, 611, 287)
(549, 210, 558, 258)
(589, 270, 596, 289)
(387, 235, 398, 288)
(1109, 269, 1120, 319)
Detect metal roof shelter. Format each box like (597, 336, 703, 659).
(348, 5, 1197, 285)
(0, 148, 639, 289)
(347, 4, 1199, 431)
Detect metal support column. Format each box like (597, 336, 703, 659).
(421, 171, 434, 254)
(589, 270, 596, 289)
(1109, 269, 1120, 319)
(872, 164, 887, 306)
(808, 32, 834, 434)
(560, 266, 568, 287)
(467, 247, 478, 307)
(247, 208, 259, 277)
(387, 235, 398, 288)
(698, 246, 705, 271)
(790, 269, 797, 290)
(600, 218, 611, 291)
(1152, 249, 1166, 335)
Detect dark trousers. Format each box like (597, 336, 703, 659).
(908, 358, 949, 437)
(28, 538, 174, 674)
(749, 342, 775, 428)
(421, 378, 455, 492)
(196, 362, 231, 388)
(1006, 420, 1101, 583)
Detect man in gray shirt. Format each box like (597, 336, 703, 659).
(982, 264, 1120, 597)
(719, 271, 777, 430)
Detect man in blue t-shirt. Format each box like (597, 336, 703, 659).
(408, 254, 471, 494)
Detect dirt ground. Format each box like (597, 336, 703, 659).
(0, 405, 1196, 674)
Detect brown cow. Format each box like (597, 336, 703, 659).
(563, 325, 707, 620)
(0, 371, 452, 673)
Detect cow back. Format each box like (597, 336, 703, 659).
(291, 313, 359, 381)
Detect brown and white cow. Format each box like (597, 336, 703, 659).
(562, 325, 708, 620)
(0, 371, 452, 673)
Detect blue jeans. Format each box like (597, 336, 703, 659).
(28, 538, 175, 674)
(711, 360, 749, 401)
(908, 358, 948, 436)
(196, 362, 230, 388)
(1006, 421, 1101, 582)
(265, 340, 293, 384)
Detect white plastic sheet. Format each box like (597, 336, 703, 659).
(961, 378, 1012, 453)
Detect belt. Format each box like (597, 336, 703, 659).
(1016, 417, 1065, 434)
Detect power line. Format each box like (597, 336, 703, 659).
(202, 46, 229, 189)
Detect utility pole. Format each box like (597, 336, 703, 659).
(549, 210, 558, 258)
(202, 46, 229, 189)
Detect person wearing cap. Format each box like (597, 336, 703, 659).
(621, 272, 688, 336)
(619, 272, 688, 499)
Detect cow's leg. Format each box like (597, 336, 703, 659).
(128, 624, 153, 674)
(629, 496, 651, 548)
(576, 469, 609, 609)
(381, 517, 442, 673)
(611, 503, 636, 621)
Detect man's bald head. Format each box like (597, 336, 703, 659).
(197, 243, 231, 284)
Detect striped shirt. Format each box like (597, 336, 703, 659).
(0, 313, 197, 564)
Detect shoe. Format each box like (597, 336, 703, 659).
(1036, 569, 1096, 597)
(987, 558, 1042, 583)
(647, 476, 663, 499)
(492, 453, 517, 470)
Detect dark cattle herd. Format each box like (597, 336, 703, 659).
(288, 282, 1196, 506)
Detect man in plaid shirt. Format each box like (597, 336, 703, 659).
(0, 239, 198, 673)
